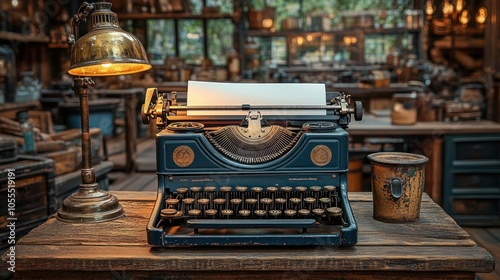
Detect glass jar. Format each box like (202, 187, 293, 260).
(391, 92, 417, 125)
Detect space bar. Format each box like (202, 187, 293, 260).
(187, 219, 316, 229)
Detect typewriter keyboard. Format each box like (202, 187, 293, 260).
(160, 185, 346, 229)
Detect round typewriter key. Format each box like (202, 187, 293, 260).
(182, 198, 195, 205)
(190, 186, 202, 192)
(161, 208, 178, 217)
(239, 209, 251, 217)
(220, 186, 232, 192)
(251, 187, 263, 193)
(214, 198, 226, 205)
(197, 198, 210, 205)
(324, 185, 336, 192)
(176, 188, 188, 194)
(312, 208, 325, 216)
(236, 186, 248, 192)
(275, 198, 287, 204)
(284, 209, 297, 217)
(221, 209, 233, 216)
(290, 198, 301, 204)
(261, 198, 273, 205)
(254, 209, 266, 217)
(320, 197, 331, 204)
(205, 186, 216, 192)
(280, 186, 292, 192)
(166, 198, 180, 205)
(266, 186, 278, 192)
(188, 209, 201, 216)
(298, 209, 311, 216)
(296, 186, 307, 192)
(205, 209, 217, 216)
(269, 209, 282, 217)
(327, 207, 343, 217)
(310, 186, 322, 192)
(304, 197, 316, 204)
(246, 198, 258, 206)
(230, 198, 242, 205)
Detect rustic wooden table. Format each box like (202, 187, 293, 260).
(4, 191, 494, 279)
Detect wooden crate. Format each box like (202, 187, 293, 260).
(0, 155, 55, 250)
(42, 147, 79, 176)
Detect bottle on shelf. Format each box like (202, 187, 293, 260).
(16, 110, 36, 155)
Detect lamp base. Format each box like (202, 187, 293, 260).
(57, 182, 124, 223)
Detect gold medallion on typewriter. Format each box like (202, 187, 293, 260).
(173, 146, 194, 167)
(310, 145, 332, 166)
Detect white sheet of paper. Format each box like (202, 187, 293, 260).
(186, 81, 326, 116)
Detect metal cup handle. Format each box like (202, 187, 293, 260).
(390, 178, 403, 199)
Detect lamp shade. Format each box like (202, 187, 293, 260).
(68, 2, 151, 76)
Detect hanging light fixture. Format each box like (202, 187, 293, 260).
(57, 1, 151, 223)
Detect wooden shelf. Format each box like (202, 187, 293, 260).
(0, 31, 50, 43)
(245, 27, 417, 37)
(118, 13, 233, 20)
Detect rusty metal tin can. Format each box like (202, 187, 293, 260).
(367, 152, 428, 223)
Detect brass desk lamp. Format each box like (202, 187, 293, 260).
(57, 1, 151, 223)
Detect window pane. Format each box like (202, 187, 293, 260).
(179, 20, 204, 65)
(147, 19, 175, 65)
(207, 19, 234, 66)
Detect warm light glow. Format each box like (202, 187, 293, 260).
(459, 10, 470, 25)
(476, 7, 487, 25)
(306, 34, 313, 42)
(455, 0, 465, 13)
(343, 36, 351, 45)
(296, 36, 304, 45)
(425, 0, 436, 16)
(442, 0, 454, 17)
(68, 63, 152, 76)
(262, 18, 273, 29)
(351, 37, 357, 44)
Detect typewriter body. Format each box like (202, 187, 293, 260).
(141, 83, 363, 246)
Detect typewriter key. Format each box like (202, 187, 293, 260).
(176, 188, 188, 194)
(319, 197, 331, 205)
(214, 198, 226, 205)
(182, 198, 195, 205)
(266, 186, 278, 192)
(190, 186, 202, 192)
(188, 209, 202, 217)
(324, 185, 336, 192)
(261, 198, 273, 205)
(304, 197, 315, 204)
(205, 186, 216, 192)
(254, 209, 266, 217)
(310, 186, 322, 192)
(269, 209, 282, 217)
(239, 209, 251, 217)
(326, 207, 343, 217)
(221, 209, 233, 217)
(252, 187, 263, 193)
(284, 209, 297, 217)
(275, 198, 286, 204)
(236, 186, 248, 192)
(206, 209, 217, 216)
(280, 186, 292, 192)
(312, 208, 325, 216)
(298, 209, 311, 217)
(296, 186, 307, 192)
(198, 198, 210, 205)
(246, 198, 257, 205)
(230, 198, 242, 205)
(160, 208, 178, 218)
(220, 186, 232, 192)
(166, 198, 180, 206)
(290, 197, 301, 205)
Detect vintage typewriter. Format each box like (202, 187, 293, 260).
(141, 82, 363, 246)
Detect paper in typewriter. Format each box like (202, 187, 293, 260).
(186, 81, 326, 116)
